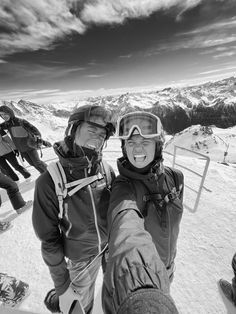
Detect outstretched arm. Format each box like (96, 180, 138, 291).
(102, 178, 170, 313)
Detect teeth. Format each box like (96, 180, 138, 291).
(134, 154, 146, 161)
(87, 144, 97, 149)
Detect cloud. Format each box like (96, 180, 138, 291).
(213, 51, 236, 59)
(199, 66, 236, 75)
(0, 0, 86, 57)
(0, 0, 202, 57)
(119, 54, 132, 58)
(143, 16, 236, 56)
(85, 73, 107, 78)
(81, 0, 202, 24)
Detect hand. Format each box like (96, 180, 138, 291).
(59, 286, 84, 314)
(43, 139, 52, 147)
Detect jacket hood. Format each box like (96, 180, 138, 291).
(117, 156, 164, 182)
(0, 106, 15, 118)
(53, 137, 102, 177)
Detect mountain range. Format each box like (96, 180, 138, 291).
(1, 76, 236, 137)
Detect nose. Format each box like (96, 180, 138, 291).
(133, 143, 143, 152)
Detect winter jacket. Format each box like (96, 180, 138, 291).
(32, 139, 115, 296)
(0, 106, 41, 152)
(0, 129, 16, 156)
(102, 208, 171, 313)
(108, 157, 184, 275)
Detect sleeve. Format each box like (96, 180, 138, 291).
(0, 122, 8, 130)
(102, 205, 170, 313)
(107, 176, 140, 233)
(21, 119, 41, 137)
(32, 173, 70, 295)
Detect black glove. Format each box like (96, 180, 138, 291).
(44, 288, 61, 313)
(42, 140, 52, 147)
(14, 150, 19, 157)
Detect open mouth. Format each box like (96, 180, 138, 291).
(134, 154, 146, 162)
(87, 143, 97, 150)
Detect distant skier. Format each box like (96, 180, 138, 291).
(0, 128, 31, 182)
(219, 253, 236, 306)
(0, 105, 48, 174)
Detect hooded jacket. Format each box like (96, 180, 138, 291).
(0, 106, 41, 152)
(108, 157, 184, 276)
(32, 138, 115, 295)
(0, 129, 16, 156)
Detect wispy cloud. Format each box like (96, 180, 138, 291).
(0, 0, 202, 57)
(213, 51, 236, 59)
(119, 54, 132, 58)
(199, 66, 236, 75)
(85, 73, 107, 78)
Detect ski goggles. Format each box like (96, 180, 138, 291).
(116, 111, 163, 140)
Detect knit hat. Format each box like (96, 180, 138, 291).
(117, 288, 179, 314)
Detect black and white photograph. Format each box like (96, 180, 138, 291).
(0, 1, 236, 313)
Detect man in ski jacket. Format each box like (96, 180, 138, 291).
(32, 105, 115, 314)
(102, 111, 183, 313)
(0, 105, 47, 174)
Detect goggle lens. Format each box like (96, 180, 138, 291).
(117, 112, 162, 139)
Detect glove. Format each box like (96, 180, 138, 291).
(44, 288, 60, 313)
(14, 150, 19, 157)
(59, 286, 84, 314)
(42, 139, 52, 147)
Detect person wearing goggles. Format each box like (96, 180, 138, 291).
(102, 111, 184, 313)
(32, 105, 116, 314)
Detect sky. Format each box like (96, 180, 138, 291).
(0, 0, 236, 104)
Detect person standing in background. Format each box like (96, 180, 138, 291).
(0, 128, 31, 182)
(0, 105, 47, 174)
(0, 171, 32, 215)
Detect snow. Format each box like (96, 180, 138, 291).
(0, 135, 236, 313)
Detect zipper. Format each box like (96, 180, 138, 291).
(88, 185, 102, 254)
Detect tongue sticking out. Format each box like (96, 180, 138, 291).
(134, 154, 146, 162)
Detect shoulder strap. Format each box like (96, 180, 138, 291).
(47, 161, 68, 219)
(163, 166, 183, 203)
(100, 160, 113, 190)
(48, 161, 105, 219)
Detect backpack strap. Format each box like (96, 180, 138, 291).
(131, 167, 183, 218)
(100, 160, 113, 190)
(163, 166, 183, 203)
(47, 161, 107, 219)
(48, 161, 68, 219)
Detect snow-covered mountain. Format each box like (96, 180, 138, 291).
(1, 76, 236, 137)
(0, 76, 236, 163)
(164, 124, 236, 164)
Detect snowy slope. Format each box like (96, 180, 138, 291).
(0, 135, 236, 314)
(165, 125, 236, 164)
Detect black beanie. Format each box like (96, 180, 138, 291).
(117, 288, 179, 314)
